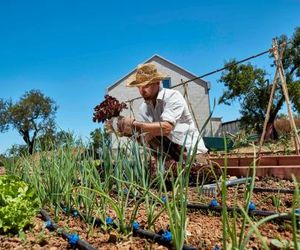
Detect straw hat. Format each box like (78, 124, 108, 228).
(126, 63, 168, 87)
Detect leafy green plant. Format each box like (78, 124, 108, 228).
(226, 130, 256, 149)
(0, 175, 40, 233)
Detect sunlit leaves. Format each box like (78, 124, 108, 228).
(0, 175, 40, 233)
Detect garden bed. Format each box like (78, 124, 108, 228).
(211, 155, 300, 179)
(0, 177, 298, 250)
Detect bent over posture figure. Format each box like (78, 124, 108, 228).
(114, 63, 221, 182)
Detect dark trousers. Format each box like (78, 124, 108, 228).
(148, 136, 184, 162)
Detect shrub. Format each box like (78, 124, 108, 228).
(0, 175, 40, 233)
(275, 118, 300, 135)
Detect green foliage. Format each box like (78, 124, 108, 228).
(36, 130, 78, 151)
(6, 144, 29, 157)
(0, 89, 58, 154)
(0, 175, 40, 233)
(0, 99, 10, 133)
(226, 130, 258, 148)
(4, 133, 300, 249)
(218, 27, 300, 138)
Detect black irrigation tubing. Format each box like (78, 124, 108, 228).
(133, 228, 197, 250)
(252, 187, 295, 194)
(59, 203, 102, 227)
(110, 188, 284, 219)
(186, 203, 296, 221)
(40, 209, 97, 250)
(236, 186, 295, 194)
(110, 187, 296, 221)
(59, 203, 198, 250)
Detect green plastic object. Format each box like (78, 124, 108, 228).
(203, 137, 234, 152)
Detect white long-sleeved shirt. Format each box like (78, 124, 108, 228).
(138, 87, 208, 154)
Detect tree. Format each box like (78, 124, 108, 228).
(55, 130, 78, 148)
(0, 99, 9, 133)
(7, 144, 29, 157)
(35, 119, 57, 151)
(36, 129, 76, 151)
(0, 90, 58, 154)
(218, 27, 300, 140)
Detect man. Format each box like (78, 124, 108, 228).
(116, 63, 220, 181)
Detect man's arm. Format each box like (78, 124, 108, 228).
(116, 117, 174, 137)
(132, 120, 173, 136)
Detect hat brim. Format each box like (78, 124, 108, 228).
(126, 72, 168, 87)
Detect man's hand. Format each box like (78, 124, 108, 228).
(117, 117, 135, 136)
(104, 120, 113, 134)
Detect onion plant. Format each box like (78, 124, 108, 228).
(123, 138, 167, 230)
(220, 141, 259, 249)
(218, 141, 300, 250)
(159, 141, 198, 250)
(73, 156, 100, 226)
(290, 175, 300, 250)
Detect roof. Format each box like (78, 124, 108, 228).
(211, 117, 222, 121)
(107, 54, 208, 92)
(222, 119, 241, 125)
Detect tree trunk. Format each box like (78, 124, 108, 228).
(28, 140, 34, 155)
(263, 96, 284, 141)
(264, 121, 278, 140)
(21, 129, 35, 154)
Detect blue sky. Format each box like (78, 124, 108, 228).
(0, 0, 299, 153)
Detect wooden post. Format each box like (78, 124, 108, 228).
(272, 39, 300, 154)
(258, 41, 284, 157)
(258, 68, 279, 156)
(128, 100, 136, 119)
(182, 80, 201, 133)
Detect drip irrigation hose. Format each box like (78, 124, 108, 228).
(40, 209, 97, 250)
(186, 203, 296, 220)
(60, 203, 117, 228)
(236, 186, 295, 194)
(59, 204, 198, 250)
(57, 185, 296, 249)
(111, 187, 296, 221)
(133, 228, 197, 250)
(252, 187, 294, 194)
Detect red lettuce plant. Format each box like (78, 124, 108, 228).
(93, 95, 127, 123)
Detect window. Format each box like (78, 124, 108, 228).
(162, 78, 171, 88)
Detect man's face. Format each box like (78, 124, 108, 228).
(138, 82, 160, 101)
